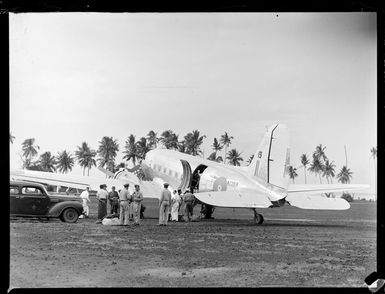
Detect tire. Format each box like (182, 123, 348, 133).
(61, 208, 79, 223)
(255, 213, 264, 225)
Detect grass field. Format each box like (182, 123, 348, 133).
(9, 198, 377, 288)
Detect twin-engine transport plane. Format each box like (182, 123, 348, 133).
(10, 124, 368, 224)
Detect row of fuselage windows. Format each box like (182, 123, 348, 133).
(149, 163, 183, 180)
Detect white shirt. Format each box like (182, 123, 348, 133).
(97, 189, 108, 200)
(80, 190, 90, 203)
(172, 193, 180, 204)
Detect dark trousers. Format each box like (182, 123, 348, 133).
(110, 199, 119, 214)
(98, 199, 107, 220)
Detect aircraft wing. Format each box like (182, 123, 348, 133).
(194, 190, 272, 208)
(287, 184, 369, 194)
(285, 194, 350, 210)
(10, 169, 161, 198)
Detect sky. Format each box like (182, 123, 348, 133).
(9, 12, 377, 192)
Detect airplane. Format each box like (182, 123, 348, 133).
(10, 123, 369, 224)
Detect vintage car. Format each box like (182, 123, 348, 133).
(10, 181, 84, 223)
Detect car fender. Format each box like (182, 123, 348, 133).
(48, 201, 83, 217)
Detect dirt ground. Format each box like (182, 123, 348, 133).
(9, 198, 376, 288)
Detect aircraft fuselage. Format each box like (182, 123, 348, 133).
(142, 148, 285, 203)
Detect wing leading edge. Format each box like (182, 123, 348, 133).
(288, 184, 369, 194)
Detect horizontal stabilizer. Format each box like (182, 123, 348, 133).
(285, 194, 350, 210)
(288, 184, 369, 194)
(194, 190, 272, 208)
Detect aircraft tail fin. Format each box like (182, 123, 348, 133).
(97, 166, 115, 178)
(248, 124, 290, 190)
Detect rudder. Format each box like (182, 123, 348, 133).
(248, 124, 290, 190)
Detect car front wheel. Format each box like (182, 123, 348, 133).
(61, 208, 79, 223)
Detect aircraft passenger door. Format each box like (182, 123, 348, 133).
(191, 165, 208, 192)
(178, 160, 192, 192)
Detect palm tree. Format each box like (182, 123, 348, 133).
(207, 152, 223, 163)
(146, 130, 159, 149)
(160, 130, 179, 150)
(97, 136, 119, 172)
(123, 134, 139, 166)
(178, 140, 188, 153)
(336, 166, 353, 184)
(246, 154, 254, 166)
(21, 138, 40, 168)
(220, 132, 234, 164)
(37, 151, 57, 172)
(300, 154, 310, 184)
(288, 166, 298, 183)
(370, 146, 377, 201)
(226, 149, 243, 166)
(56, 150, 75, 173)
(308, 155, 324, 184)
(183, 130, 206, 156)
(310, 145, 328, 184)
(10, 132, 15, 144)
(136, 137, 151, 161)
(314, 144, 328, 163)
(212, 138, 223, 153)
(322, 160, 336, 184)
(75, 142, 97, 176)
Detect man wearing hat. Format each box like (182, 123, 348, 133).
(96, 184, 108, 224)
(119, 183, 131, 226)
(108, 186, 119, 216)
(183, 187, 195, 222)
(132, 184, 144, 225)
(158, 183, 172, 226)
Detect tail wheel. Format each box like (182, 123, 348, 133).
(253, 209, 264, 225)
(255, 213, 264, 225)
(61, 208, 79, 223)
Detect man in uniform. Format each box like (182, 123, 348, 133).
(108, 186, 119, 215)
(119, 183, 131, 226)
(183, 188, 195, 222)
(132, 184, 144, 225)
(96, 184, 108, 224)
(158, 183, 172, 226)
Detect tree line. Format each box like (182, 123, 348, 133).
(10, 130, 243, 175)
(10, 131, 377, 198)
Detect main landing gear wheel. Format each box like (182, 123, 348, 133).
(253, 208, 264, 225)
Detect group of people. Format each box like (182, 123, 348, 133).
(79, 183, 145, 226)
(158, 183, 198, 226)
(79, 182, 202, 227)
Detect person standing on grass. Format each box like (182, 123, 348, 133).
(183, 188, 195, 222)
(132, 184, 143, 225)
(108, 186, 119, 215)
(158, 183, 172, 226)
(96, 184, 108, 224)
(119, 183, 131, 226)
(171, 189, 181, 221)
(79, 186, 91, 218)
